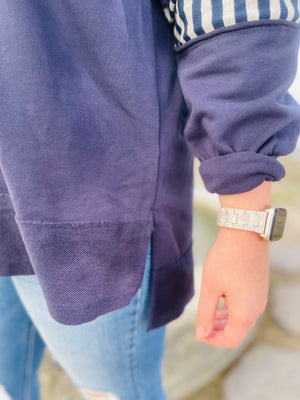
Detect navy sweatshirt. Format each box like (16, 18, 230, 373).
(0, 0, 299, 331)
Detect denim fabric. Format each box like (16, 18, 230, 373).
(0, 236, 168, 400)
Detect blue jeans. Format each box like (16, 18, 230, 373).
(0, 236, 167, 400)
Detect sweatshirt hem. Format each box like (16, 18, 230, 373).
(11, 217, 155, 326)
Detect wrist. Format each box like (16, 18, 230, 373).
(217, 225, 269, 244)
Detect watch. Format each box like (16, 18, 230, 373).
(217, 207, 287, 241)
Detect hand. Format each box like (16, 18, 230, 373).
(195, 226, 270, 348)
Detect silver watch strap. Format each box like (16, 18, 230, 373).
(217, 207, 268, 234)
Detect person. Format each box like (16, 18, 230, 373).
(0, 0, 299, 399)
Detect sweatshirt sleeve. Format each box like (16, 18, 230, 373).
(161, 0, 300, 195)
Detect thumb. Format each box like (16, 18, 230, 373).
(195, 281, 221, 340)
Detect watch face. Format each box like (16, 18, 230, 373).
(269, 208, 287, 241)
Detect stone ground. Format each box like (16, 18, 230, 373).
(37, 153, 300, 400)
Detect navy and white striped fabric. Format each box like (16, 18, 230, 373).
(163, 0, 300, 47)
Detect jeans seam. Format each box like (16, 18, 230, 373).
(137, 247, 152, 400)
(23, 323, 37, 400)
(129, 281, 145, 400)
(135, 239, 152, 400)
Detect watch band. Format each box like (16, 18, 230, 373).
(217, 207, 270, 234)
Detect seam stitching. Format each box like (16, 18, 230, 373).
(149, 0, 162, 216)
(128, 290, 144, 400)
(15, 218, 151, 227)
(23, 323, 36, 400)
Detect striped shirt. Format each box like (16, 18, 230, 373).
(163, 0, 300, 47)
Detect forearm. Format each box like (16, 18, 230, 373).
(218, 181, 272, 210)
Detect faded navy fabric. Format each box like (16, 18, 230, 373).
(176, 22, 300, 194)
(0, 0, 299, 332)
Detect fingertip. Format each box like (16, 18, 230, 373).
(196, 325, 206, 338)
